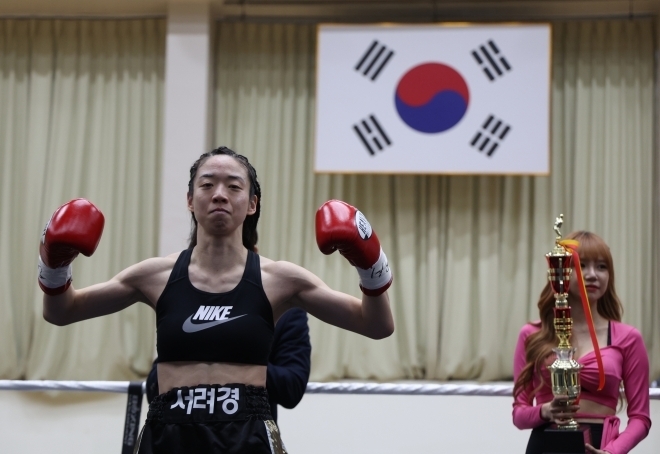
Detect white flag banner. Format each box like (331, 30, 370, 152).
(315, 23, 551, 174)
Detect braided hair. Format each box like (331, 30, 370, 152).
(187, 146, 261, 251)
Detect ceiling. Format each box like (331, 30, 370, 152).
(0, 0, 657, 21)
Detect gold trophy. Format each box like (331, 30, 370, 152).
(543, 214, 591, 453)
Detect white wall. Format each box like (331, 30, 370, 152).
(0, 389, 658, 454)
(0, 391, 146, 453)
(278, 392, 660, 453)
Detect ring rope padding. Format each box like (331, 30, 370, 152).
(0, 380, 658, 399)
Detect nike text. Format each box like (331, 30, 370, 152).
(193, 305, 233, 321)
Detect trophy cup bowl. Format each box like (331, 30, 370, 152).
(542, 216, 591, 453)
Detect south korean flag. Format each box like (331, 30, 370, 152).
(314, 24, 551, 174)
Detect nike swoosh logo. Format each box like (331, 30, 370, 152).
(182, 314, 247, 333)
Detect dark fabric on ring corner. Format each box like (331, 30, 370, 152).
(267, 308, 311, 422)
(121, 381, 144, 454)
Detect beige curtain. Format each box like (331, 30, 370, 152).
(0, 19, 164, 380)
(213, 19, 657, 382)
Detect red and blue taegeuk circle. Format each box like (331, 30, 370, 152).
(395, 63, 470, 133)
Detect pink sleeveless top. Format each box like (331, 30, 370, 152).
(512, 321, 651, 454)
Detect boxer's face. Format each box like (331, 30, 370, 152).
(188, 155, 257, 236)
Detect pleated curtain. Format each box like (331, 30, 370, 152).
(212, 19, 658, 381)
(0, 19, 164, 380)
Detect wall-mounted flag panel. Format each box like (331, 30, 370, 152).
(315, 24, 551, 174)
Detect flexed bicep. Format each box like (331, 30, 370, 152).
(293, 279, 364, 332)
(44, 270, 144, 326)
(286, 267, 390, 339)
(43, 256, 172, 326)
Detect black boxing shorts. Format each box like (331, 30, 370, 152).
(135, 384, 286, 454)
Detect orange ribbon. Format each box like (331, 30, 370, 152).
(558, 239, 605, 391)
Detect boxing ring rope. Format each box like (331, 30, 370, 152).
(0, 380, 145, 393)
(1, 380, 658, 453)
(1, 380, 660, 397)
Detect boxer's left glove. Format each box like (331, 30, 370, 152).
(315, 200, 392, 296)
(38, 198, 105, 295)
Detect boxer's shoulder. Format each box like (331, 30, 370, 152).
(259, 257, 312, 282)
(116, 254, 178, 292)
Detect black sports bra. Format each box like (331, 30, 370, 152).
(156, 248, 274, 365)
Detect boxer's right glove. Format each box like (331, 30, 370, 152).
(315, 200, 392, 296)
(38, 198, 105, 295)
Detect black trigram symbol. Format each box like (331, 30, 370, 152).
(471, 40, 512, 81)
(355, 40, 394, 81)
(470, 115, 511, 157)
(353, 115, 392, 156)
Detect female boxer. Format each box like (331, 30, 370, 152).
(39, 146, 394, 453)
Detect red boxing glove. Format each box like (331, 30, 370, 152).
(38, 199, 105, 295)
(315, 200, 392, 296)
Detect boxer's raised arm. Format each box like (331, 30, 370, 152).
(39, 199, 165, 325)
(270, 200, 394, 339)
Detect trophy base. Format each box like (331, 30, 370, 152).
(542, 424, 591, 454)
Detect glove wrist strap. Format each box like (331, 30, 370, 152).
(356, 249, 392, 294)
(38, 256, 72, 289)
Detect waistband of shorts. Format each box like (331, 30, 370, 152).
(147, 383, 271, 423)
